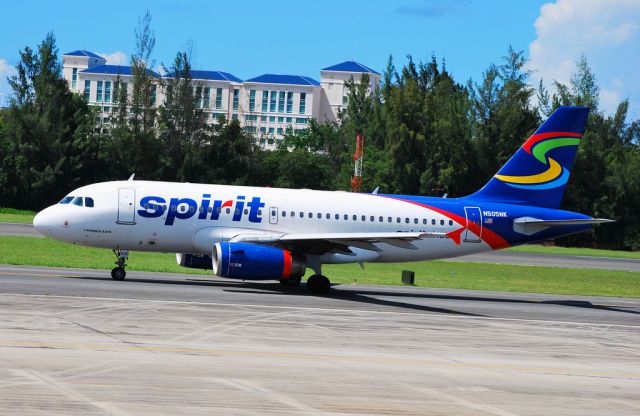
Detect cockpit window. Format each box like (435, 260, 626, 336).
(59, 196, 74, 204)
(85, 197, 94, 207)
(72, 196, 83, 206)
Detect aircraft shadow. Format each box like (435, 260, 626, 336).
(75, 274, 639, 317)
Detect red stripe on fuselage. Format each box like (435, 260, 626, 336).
(522, 131, 582, 154)
(378, 195, 510, 250)
(282, 250, 292, 278)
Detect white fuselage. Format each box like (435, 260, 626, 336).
(34, 180, 494, 264)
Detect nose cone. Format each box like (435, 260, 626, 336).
(33, 207, 55, 237)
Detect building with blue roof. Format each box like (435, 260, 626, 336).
(62, 49, 379, 148)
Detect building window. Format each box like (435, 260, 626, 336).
(270, 91, 277, 112)
(203, 87, 210, 108)
(268, 127, 274, 134)
(72, 68, 77, 89)
(262, 90, 268, 112)
(105, 81, 111, 102)
(215, 88, 223, 109)
(277, 127, 283, 134)
(286, 117, 292, 123)
(260, 127, 266, 134)
(151, 84, 157, 105)
(249, 90, 256, 112)
(232, 89, 239, 110)
(96, 81, 103, 102)
(278, 117, 284, 123)
(342, 95, 348, 105)
(232, 113, 238, 121)
(278, 91, 285, 112)
(299, 92, 306, 114)
(83, 80, 91, 101)
(295, 117, 308, 124)
(261, 115, 267, 121)
(269, 116, 275, 122)
(286, 91, 293, 113)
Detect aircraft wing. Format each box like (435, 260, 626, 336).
(229, 231, 446, 254)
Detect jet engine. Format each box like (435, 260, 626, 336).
(212, 242, 306, 280)
(176, 253, 213, 270)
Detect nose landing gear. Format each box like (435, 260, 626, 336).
(111, 249, 128, 280)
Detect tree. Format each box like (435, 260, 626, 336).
(0, 33, 100, 208)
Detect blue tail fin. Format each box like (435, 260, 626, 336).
(469, 106, 589, 208)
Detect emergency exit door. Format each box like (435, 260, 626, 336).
(117, 188, 136, 224)
(269, 206, 278, 225)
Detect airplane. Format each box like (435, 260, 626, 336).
(33, 106, 612, 294)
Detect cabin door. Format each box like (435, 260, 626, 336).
(464, 206, 482, 243)
(117, 188, 136, 224)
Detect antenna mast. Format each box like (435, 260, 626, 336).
(351, 133, 364, 192)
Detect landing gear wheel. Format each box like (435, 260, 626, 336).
(111, 267, 126, 281)
(111, 248, 129, 281)
(280, 275, 302, 288)
(307, 274, 330, 295)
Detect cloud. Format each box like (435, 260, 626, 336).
(97, 51, 128, 65)
(396, 0, 470, 17)
(0, 58, 17, 107)
(527, 0, 640, 117)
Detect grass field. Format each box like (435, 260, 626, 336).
(0, 235, 638, 297)
(508, 244, 640, 260)
(0, 208, 36, 224)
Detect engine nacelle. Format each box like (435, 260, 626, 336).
(212, 242, 306, 280)
(176, 253, 213, 270)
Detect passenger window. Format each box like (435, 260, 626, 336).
(335, 214, 339, 220)
(291, 211, 295, 217)
(449, 220, 453, 226)
(299, 212, 303, 218)
(59, 196, 74, 204)
(379, 216, 383, 222)
(317, 213, 321, 219)
(423, 219, 427, 225)
(396, 217, 400, 223)
(344, 214, 348, 220)
(208, 207, 213, 213)
(431, 219, 436, 225)
(244, 208, 249, 215)
(85, 197, 94, 207)
(282, 211, 286, 217)
(72, 196, 83, 206)
(271, 209, 276, 216)
(352, 215, 357, 221)
(191, 206, 197, 213)
(414, 218, 418, 224)
(217, 207, 222, 214)
(361, 215, 366, 221)
(440, 219, 445, 225)
(225, 208, 231, 214)
(308, 212, 312, 218)
(388, 217, 392, 223)
(405, 218, 409, 224)
(326, 213, 330, 219)
(370, 216, 375, 222)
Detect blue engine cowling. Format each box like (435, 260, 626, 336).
(176, 253, 213, 270)
(212, 242, 306, 280)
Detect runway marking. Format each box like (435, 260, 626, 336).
(13, 369, 131, 416)
(0, 339, 637, 379)
(403, 383, 522, 416)
(0, 292, 638, 329)
(0, 271, 82, 278)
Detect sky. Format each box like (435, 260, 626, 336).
(1, 0, 639, 118)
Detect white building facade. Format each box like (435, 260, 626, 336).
(62, 50, 381, 149)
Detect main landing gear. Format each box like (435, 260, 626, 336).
(111, 248, 128, 281)
(279, 274, 330, 294)
(306, 275, 330, 295)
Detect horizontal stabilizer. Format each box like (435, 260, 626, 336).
(513, 217, 614, 236)
(513, 218, 615, 226)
